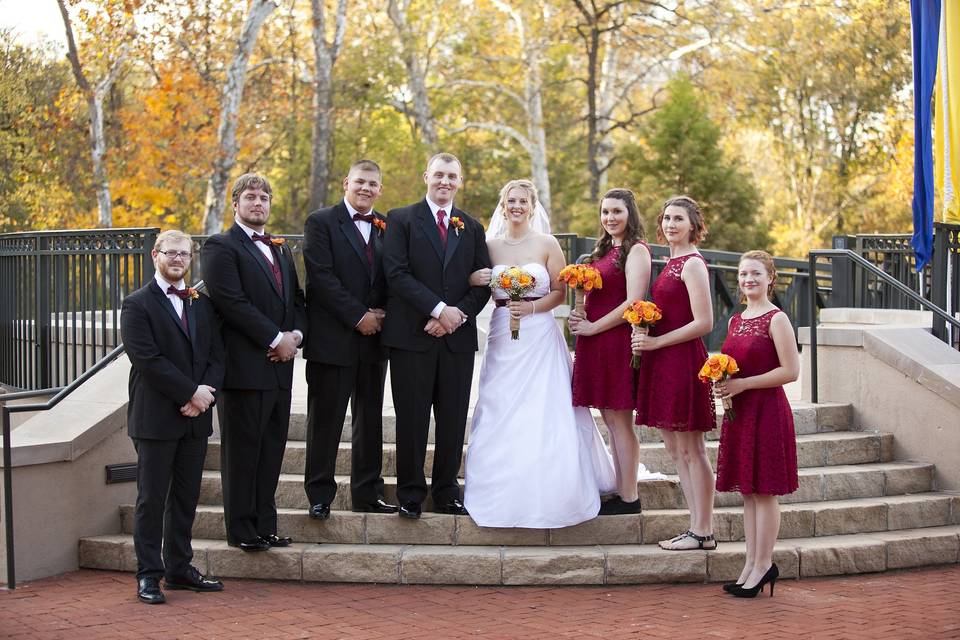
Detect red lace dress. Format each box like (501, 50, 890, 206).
(634, 253, 713, 431)
(571, 246, 636, 410)
(715, 310, 798, 495)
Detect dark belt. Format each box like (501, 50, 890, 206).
(494, 296, 542, 307)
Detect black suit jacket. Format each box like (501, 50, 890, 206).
(381, 200, 491, 353)
(302, 201, 388, 366)
(121, 281, 225, 440)
(201, 224, 307, 390)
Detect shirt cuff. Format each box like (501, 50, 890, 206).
(269, 332, 283, 349)
(430, 302, 446, 319)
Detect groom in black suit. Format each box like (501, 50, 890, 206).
(202, 174, 307, 551)
(121, 229, 225, 604)
(382, 152, 491, 518)
(301, 159, 396, 519)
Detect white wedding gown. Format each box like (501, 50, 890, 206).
(464, 264, 617, 528)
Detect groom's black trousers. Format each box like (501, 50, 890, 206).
(390, 343, 474, 506)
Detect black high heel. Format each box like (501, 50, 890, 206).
(722, 582, 744, 593)
(730, 563, 778, 598)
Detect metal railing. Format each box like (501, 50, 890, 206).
(0, 229, 158, 391)
(1, 343, 127, 589)
(807, 249, 960, 403)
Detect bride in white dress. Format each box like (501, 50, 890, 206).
(463, 179, 616, 528)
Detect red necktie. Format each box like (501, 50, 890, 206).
(436, 209, 448, 248)
(166, 286, 190, 334)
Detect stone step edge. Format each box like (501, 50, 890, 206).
(120, 492, 960, 544)
(79, 525, 960, 585)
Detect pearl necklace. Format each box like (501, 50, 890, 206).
(503, 231, 532, 246)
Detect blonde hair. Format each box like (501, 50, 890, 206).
(154, 230, 193, 252)
(497, 179, 539, 218)
(738, 250, 777, 303)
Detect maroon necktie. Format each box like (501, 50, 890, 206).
(352, 214, 375, 266)
(166, 286, 190, 334)
(251, 233, 284, 293)
(436, 209, 448, 248)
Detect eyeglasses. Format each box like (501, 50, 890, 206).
(158, 250, 192, 260)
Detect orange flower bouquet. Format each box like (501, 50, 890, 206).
(622, 300, 662, 368)
(698, 354, 740, 420)
(558, 263, 603, 314)
(491, 266, 538, 339)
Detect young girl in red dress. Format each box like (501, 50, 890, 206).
(716, 250, 799, 598)
(632, 196, 715, 549)
(569, 188, 652, 514)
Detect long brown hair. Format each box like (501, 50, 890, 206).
(590, 188, 646, 271)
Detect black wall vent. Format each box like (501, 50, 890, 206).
(105, 463, 138, 484)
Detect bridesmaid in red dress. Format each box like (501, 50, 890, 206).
(716, 250, 799, 598)
(632, 196, 715, 550)
(569, 189, 652, 515)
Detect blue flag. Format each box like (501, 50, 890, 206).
(911, 0, 941, 270)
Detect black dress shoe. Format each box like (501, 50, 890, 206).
(309, 503, 331, 520)
(229, 538, 270, 552)
(398, 502, 422, 519)
(599, 496, 642, 515)
(353, 498, 399, 514)
(434, 498, 468, 516)
(137, 577, 165, 604)
(165, 566, 224, 592)
(260, 533, 293, 547)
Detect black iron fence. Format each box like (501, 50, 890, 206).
(0, 229, 158, 391)
(2, 224, 957, 390)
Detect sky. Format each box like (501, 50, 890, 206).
(1, 0, 67, 49)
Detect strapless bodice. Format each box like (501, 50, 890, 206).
(491, 263, 551, 300)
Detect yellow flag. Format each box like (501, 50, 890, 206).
(934, 1, 960, 223)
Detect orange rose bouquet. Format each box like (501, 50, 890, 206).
(622, 300, 662, 368)
(698, 354, 740, 420)
(491, 266, 538, 339)
(558, 263, 603, 314)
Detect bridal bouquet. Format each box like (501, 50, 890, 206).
(558, 263, 602, 314)
(492, 266, 537, 339)
(622, 300, 662, 369)
(698, 354, 740, 421)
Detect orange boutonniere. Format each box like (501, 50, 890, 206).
(450, 216, 464, 236)
(373, 218, 386, 235)
(186, 287, 200, 305)
(270, 236, 286, 246)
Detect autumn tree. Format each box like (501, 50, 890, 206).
(615, 76, 767, 251)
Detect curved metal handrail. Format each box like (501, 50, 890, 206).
(807, 249, 960, 404)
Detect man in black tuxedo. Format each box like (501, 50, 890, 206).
(382, 152, 491, 518)
(201, 174, 307, 551)
(121, 229, 225, 604)
(301, 159, 397, 519)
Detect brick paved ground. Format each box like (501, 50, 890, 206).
(2, 566, 959, 639)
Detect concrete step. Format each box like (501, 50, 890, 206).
(279, 401, 854, 444)
(204, 431, 894, 476)
(197, 462, 936, 511)
(79, 525, 960, 585)
(119, 493, 960, 546)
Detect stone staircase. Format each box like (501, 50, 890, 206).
(79, 395, 960, 585)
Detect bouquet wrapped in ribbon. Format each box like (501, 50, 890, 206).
(698, 354, 740, 421)
(622, 300, 662, 368)
(491, 266, 538, 339)
(558, 263, 603, 314)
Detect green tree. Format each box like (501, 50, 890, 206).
(613, 77, 768, 252)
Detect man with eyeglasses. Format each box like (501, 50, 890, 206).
(121, 229, 226, 604)
(201, 173, 307, 553)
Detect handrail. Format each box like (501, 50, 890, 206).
(807, 249, 960, 403)
(1, 343, 127, 589)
